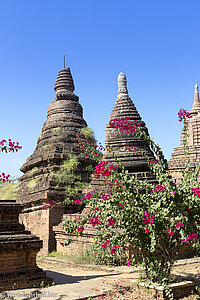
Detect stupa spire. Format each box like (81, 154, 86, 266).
(118, 72, 129, 97)
(190, 83, 200, 115)
(54, 67, 75, 97)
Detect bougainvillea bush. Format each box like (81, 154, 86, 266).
(63, 110, 200, 285)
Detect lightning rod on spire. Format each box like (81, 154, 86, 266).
(64, 55, 66, 69)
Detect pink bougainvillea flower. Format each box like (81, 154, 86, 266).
(110, 245, 120, 254)
(41, 200, 56, 210)
(100, 193, 111, 200)
(192, 187, 200, 198)
(101, 240, 111, 249)
(94, 161, 118, 178)
(127, 259, 131, 267)
(175, 222, 183, 229)
(89, 216, 102, 228)
(109, 117, 139, 134)
(187, 233, 198, 240)
(78, 228, 84, 232)
(149, 159, 158, 164)
(154, 185, 166, 192)
(108, 217, 116, 227)
(185, 208, 191, 213)
(178, 108, 192, 122)
(143, 212, 154, 225)
(117, 202, 125, 209)
(0, 172, 10, 183)
(145, 228, 150, 233)
(166, 230, 175, 236)
(182, 232, 198, 244)
(72, 191, 96, 205)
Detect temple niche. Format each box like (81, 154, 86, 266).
(18, 66, 95, 255)
(54, 72, 156, 255)
(168, 84, 200, 185)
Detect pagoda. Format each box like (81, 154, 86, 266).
(104, 72, 156, 179)
(18, 66, 94, 255)
(168, 84, 200, 184)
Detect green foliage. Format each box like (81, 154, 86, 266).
(62, 156, 79, 173)
(46, 248, 97, 265)
(77, 126, 103, 161)
(29, 166, 39, 175)
(54, 153, 93, 205)
(52, 127, 61, 133)
(42, 145, 49, 150)
(0, 181, 19, 200)
(27, 178, 38, 190)
(80, 127, 95, 139)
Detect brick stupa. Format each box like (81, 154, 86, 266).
(86, 72, 156, 193)
(54, 72, 156, 255)
(18, 67, 93, 255)
(105, 72, 156, 178)
(168, 84, 200, 184)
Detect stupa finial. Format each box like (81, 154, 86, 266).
(54, 67, 75, 97)
(118, 72, 129, 96)
(64, 55, 66, 69)
(191, 83, 200, 113)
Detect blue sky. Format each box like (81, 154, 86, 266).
(0, 0, 200, 178)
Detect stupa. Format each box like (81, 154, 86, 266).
(18, 66, 94, 255)
(168, 84, 200, 184)
(54, 72, 156, 255)
(85, 72, 156, 194)
(104, 72, 156, 179)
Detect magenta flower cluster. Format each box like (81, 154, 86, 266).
(110, 245, 120, 254)
(0, 139, 22, 152)
(109, 117, 139, 133)
(154, 185, 166, 192)
(101, 240, 111, 249)
(0, 172, 10, 182)
(149, 159, 158, 164)
(117, 202, 125, 209)
(175, 222, 183, 229)
(192, 187, 200, 198)
(42, 200, 56, 210)
(108, 217, 116, 227)
(181, 232, 198, 243)
(166, 230, 174, 236)
(94, 161, 118, 178)
(178, 109, 192, 122)
(72, 191, 95, 205)
(89, 216, 102, 228)
(143, 212, 155, 225)
(100, 193, 111, 200)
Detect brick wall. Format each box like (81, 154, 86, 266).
(19, 205, 65, 255)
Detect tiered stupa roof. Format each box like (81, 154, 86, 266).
(168, 84, 200, 184)
(19, 67, 91, 206)
(104, 72, 156, 179)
